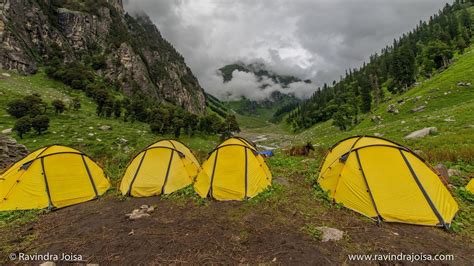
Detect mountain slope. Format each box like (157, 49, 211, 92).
(219, 62, 310, 87)
(298, 45, 474, 163)
(0, 70, 219, 178)
(0, 0, 205, 114)
(288, 2, 473, 130)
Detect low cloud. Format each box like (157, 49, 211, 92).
(124, 0, 448, 100)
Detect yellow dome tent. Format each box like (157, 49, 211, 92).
(120, 140, 200, 197)
(0, 145, 110, 211)
(194, 137, 272, 201)
(467, 179, 474, 193)
(318, 136, 458, 228)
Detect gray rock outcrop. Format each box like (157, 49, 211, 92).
(0, 135, 28, 170)
(404, 127, 437, 139)
(0, 0, 206, 114)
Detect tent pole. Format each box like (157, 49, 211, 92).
(127, 151, 147, 196)
(399, 150, 447, 228)
(355, 150, 383, 223)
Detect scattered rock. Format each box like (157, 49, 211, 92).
(434, 164, 449, 180)
(117, 138, 128, 144)
(39, 262, 55, 266)
(129, 212, 150, 220)
(401, 120, 406, 124)
(457, 82, 471, 87)
(123, 146, 131, 153)
(126, 207, 152, 220)
(404, 127, 437, 139)
(411, 105, 426, 113)
(373, 133, 383, 137)
(87, 133, 94, 137)
(273, 177, 289, 186)
(448, 169, 461, 177)
(1, 128, 12, 134)
(146, 206, 155, 213)
(2, 73, 11, 77)
(99, 125, 112, 131)
(128, 229, 135, 236)
(444, 118, 456, 122)
(316, 226, 344, 242)
(0, 135, 29, 170)
(414, 150, 426, 158)
(387, 104, 399, 114)
(77, 138, 84, 142)
(371, 115, 383, 124)
(415, 96, 422, 101)
(96, 138, 102, 142)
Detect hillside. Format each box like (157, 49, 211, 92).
(296, 45, 474, 162)
(0, 70, 219, 179)
(288, 2, 473, 131)
(0, 0, 206, 113)
(0, 1, 473, 264)
(219, 62, 310, 86)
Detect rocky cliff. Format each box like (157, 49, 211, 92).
(0, 135, 28, 170)
(0, 0, 206, 114)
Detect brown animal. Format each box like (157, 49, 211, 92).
(287, 142, 315, 156)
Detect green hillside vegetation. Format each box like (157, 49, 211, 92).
(205, 93, 229, 118)
(297, 45, 474, 162)
(0, 71, 220, 180)
(0, 2, 473, 261)
(289, 44, 474, 234)
(288, 2, 473, 131)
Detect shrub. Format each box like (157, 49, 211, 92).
(6, 95, 47, 118)
(71, 97, 81, 111)
(31, 115, 50, 135)
(13, 116, 32, 139)
(52, 99, 66, 114)
(6, 99, 29, 118)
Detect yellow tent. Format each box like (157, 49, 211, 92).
(120, 140, 200, 197)
(0, 145, 110, 211)
(194, 137, 272, 201)
(318, 136, 458, 228)
(467, 179, 474, 193)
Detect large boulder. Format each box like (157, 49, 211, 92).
(404, 127, 437, 139)
(0, 135, 29, 170)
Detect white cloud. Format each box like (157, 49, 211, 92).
(124, 0, 448, 100)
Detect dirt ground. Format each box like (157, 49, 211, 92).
(1, 173, 473, 265)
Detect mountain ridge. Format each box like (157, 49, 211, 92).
(0, 0, 206, 114)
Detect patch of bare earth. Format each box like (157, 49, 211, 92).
(1, 174, 473, 264)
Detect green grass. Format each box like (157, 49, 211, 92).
(0, 70, 220, 183)
(292, 45, 474, 236)
(298, 45, 474, 164)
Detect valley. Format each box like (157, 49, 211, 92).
(0, 0, 473, 264)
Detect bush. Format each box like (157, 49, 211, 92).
(6, 95, 47, 118)
(6, 99, 29, 118)
(71, 97, 81, 111)
(52, 99, 66, 114)
(31, 115, 50, 135)
(13, 116, 32, 139)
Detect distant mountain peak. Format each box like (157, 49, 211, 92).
(218, 62, 311, 87)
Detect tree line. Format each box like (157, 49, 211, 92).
(288, 1, 473, 131)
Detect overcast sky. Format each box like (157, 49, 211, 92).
(124, 0, 449, 100)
